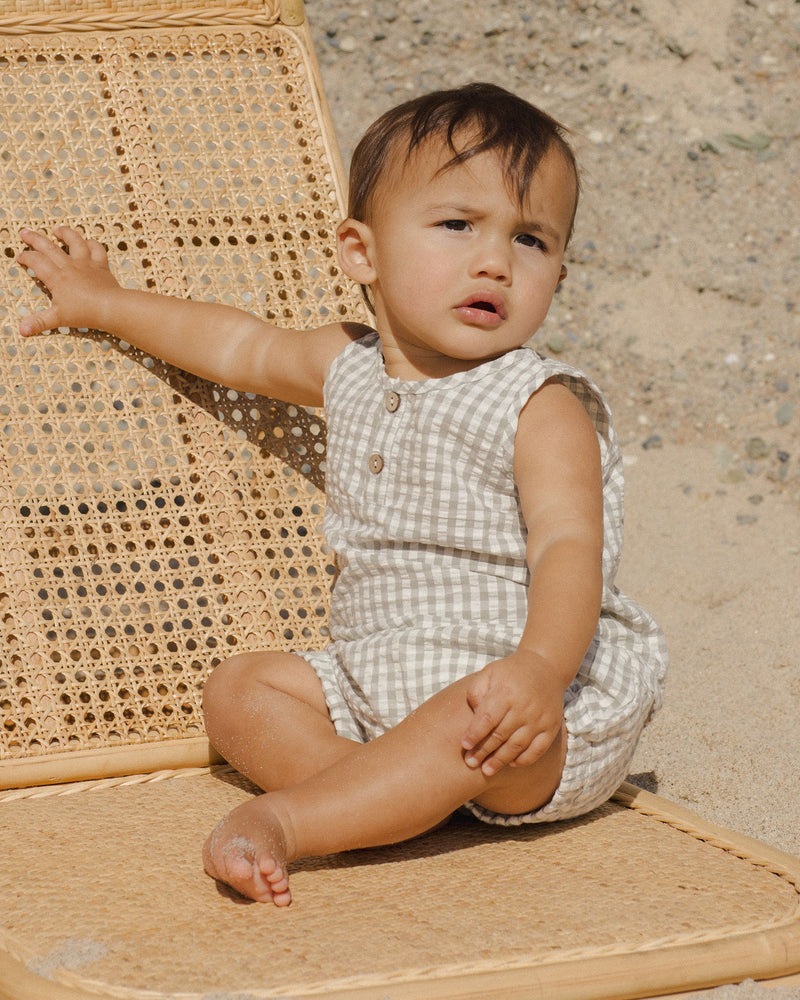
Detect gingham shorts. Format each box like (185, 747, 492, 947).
(298, 645, 656, 826)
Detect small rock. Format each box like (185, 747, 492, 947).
(776, 402, 793, 426)
(746, 436, 769, 459)
(723, 132, 772, 152)
(715, 446, 734, 468)
(721, 468, 747, 483)
(642, 434, 663, 450)
(767, 465, 790, 484)
(666, 37, 693, 59)
(546, 334, 566, 353)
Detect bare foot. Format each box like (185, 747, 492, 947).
(202, 796, 293, 905)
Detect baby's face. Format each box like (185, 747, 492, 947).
(357, 137, 576, 380)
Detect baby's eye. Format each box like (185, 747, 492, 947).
(515, 233, 546, 250)
(439, 219, 470, 232)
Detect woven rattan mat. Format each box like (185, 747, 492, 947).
(1, 774, 799, 1000)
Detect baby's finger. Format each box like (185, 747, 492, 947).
(463, 725, 507, 767)
(86, 238, 109, 264)
(480, 729, 533, 776)
(508, 733, 552, 768)
(18, 234, 63, 286)
(461, 704, 500, 755)
(20, 228, 63, 259)
(52, 225, 92, 260)
(20, 305, 61, 337)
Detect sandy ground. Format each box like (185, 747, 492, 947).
(302, 0, 800, 995)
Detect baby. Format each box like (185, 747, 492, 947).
(18, 82, 667, 906)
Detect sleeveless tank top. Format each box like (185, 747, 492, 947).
(318, 331, 667, 738)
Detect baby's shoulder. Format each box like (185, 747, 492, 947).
(521, 350, 612, 436)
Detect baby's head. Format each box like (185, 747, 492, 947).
(347, 83, 579, 243)
(339, 84, 579, 372)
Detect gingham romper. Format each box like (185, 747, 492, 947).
(300, 331, 667, 824)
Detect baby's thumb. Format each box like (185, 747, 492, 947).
(20, 308, 59, 337)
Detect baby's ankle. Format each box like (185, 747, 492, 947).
(259, 792, 299, 863)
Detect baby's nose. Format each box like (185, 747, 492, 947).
(471, 241, 511, 282)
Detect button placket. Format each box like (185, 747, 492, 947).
(368, 386, 405, 477)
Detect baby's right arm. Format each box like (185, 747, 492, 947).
(17, 226, 364, 406)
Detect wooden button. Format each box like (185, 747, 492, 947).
(369, 453, 384, 474)
(385, 391, 400, 413)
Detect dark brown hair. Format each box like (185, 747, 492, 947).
(348, 82, 580, 240)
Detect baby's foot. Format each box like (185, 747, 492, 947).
(202, 796, 292, 905)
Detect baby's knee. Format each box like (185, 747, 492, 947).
(202, 652, 265, 722)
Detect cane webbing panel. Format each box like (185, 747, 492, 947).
(0, 779, 798, 1000)
(0, 2, 367, 783)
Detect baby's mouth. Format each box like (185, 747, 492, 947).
(456, 294, 506, 324)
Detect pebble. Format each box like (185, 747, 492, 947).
(723, 133, 772, 152)
(746, 437, 769, 459)
(642, 434, 663, 450)
(775, 402, 793, 427)
(715, 446, 734, 469)
(721, 468, 747, 483)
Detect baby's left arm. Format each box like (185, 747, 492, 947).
(462, 380, 604, 776)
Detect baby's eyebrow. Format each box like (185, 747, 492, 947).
(426, 202, 477, 216)
(521, 220, 560, 241)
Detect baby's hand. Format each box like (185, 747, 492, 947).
(461, 652, 564, 777)
(17, 226, 120, 336)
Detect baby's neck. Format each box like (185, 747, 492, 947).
(379, 338, 506, 382)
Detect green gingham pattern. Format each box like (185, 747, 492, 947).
(301, 332, 667, 823)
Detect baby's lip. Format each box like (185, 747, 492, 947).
(455, 292, 507, 321)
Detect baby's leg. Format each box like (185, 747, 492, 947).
(202, 651, 360, 791)
(202, 674, 566, 905)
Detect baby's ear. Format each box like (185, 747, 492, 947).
(336, 218, 377, 285)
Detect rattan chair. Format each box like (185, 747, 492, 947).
(1, 3, 799, 998)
